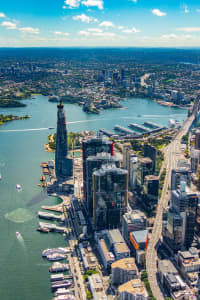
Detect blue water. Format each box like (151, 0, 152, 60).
(0, 95, 187, 299)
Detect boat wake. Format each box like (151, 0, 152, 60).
(0, 128, 50, 133)
(16, 232, 26, 249)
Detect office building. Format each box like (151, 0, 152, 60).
(118, 279, 148, 300)
(92, 165, 128, 230)
(122, 144, 138, 189)
(171, 166, 192, 191)
(137, 157, 153, 186)
(82, 135, 113, 200)
(195, 129, 200, 150)
(111, 258, 138, 286)
(129, 230, 149, 265)
(144, 143, 157, 174)
(85, 153, 119, 217)
(122, 210, 146, 243)
(55, 100, 73, 181)
(143, 175, 159, 207)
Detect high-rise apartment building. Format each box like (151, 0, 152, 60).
(55, 100, 73, 181)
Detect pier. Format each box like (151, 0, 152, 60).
(143, 121, 162, 129)
(38, 211, 65, 222)
(114, 125, 138, 136)
(99, 128, 114, 137)
(38, 222, 67, 233)
(128, 122, 150, 133)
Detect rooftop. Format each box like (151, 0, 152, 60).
(118, 279, 148, 297)
(130, 230, 148, 244)
(112, 258, 137, 271)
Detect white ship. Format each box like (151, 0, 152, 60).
(42, 247, 69, 257)
(46, 253, 66, 261)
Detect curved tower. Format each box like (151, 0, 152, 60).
(55, 100, 73, 181)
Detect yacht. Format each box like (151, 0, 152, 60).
(46, 253, 66, 261)
(16, 184, 22, 190)
(42, 247, 69, 257)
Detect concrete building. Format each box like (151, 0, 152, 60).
(122, 210, 147, 243)
(88, 273, 107, 300)
(55, 100, 73, 181)
(111, 258, 138, 286)
(122, 144, 138, 189)
(129, 230, 148, 266)
(92, 165, 128, 230)
(79, 242, 97, 270)
(85, 153, 119, 217)
(97, 238, 115, 270)
(177, 248, 200, 287)
(118, 279, 148, 300)
(171, 167, 192, 191)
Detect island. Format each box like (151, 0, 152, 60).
(0, 114, 30, 125)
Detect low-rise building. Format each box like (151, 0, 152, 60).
(97, 238, 115, 270)
(79, 242, 97, 270)
(129, 230, 148, 266)
(111, 258, 138, 286)
(118, 279, 148, 300)
(122, 210, 147, 243)
(88, 273, 107, 300)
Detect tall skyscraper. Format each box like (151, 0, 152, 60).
(86, 153, 119, 217)
(55, 100, 73, 181)
(195, 129, 200, 150)
(92, 164, 128, 230)
(82, 135, 113, 200)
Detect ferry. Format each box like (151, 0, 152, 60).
(49, 262, 69, 273)
(37, 227, 50, 233)
(16, 184, 22, 190)
(42, 247, 69, 257)
(46, 253, 66, 261)
(51, 280, 72, 290)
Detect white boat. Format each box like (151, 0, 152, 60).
(46, 253, 66, 261)
(16, 184, 22, 190)
(0, 174, 2, 181)
(16, 231, 20, 237)
(42, 247, 69, 257)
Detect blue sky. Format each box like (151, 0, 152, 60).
(0, 0, 200, 47)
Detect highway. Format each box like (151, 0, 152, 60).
(146, 114, 195, 300)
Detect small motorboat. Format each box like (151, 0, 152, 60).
(16, 231, 20, 237)
(16, 184, 22, 190)
(40, 176, 45, 181)
(0, 174, 2, 181)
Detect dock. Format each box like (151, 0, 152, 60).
(143, 121, 162, 129)
(99, 128, 114, 137)
(114, 125, 138, 136)
(38, 211, 65, 222)
(128, 122, 150, 133)
(38, 222, 67, 233)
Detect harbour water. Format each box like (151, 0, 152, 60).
(0, 95, 187, 299)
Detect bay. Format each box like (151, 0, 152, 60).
(0, 95, 187, 300)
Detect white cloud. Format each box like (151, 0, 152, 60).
(184, 5, 189, 13)
(99, 21, 114, 28)
(92, 32, 115, 37)
(130, 0, 137, 2)
(82, 0, 104, 10)
(78, 30, 90, 36)
(0, 12, 6, 18)
(161, 34, 177, 39)
(73, 13, 98, 23)
(177, 27, 200, 33)
(1, 21, 17, 30)
(87, 28, 102, 32)
(161, 33, 192, 40)
(64, 0, 80, 9)
(152, 9, 166, 17)
(53, 31, 69, 36)
(122, 27, 140, 34)
(19, 27, 39, 34)
(196, 9, 200, 13)
(118, 26, 124, 30)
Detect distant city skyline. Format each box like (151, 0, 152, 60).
(1, 0, 200, 47)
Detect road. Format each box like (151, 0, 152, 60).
(146, 115, 195, 300)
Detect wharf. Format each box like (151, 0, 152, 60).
(38, 222, 67, 233)
(38, 211, 65, 222)
(41, 205, 63, 213)
(114, 124, 138, 136)
(128, 122, 150, 133)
